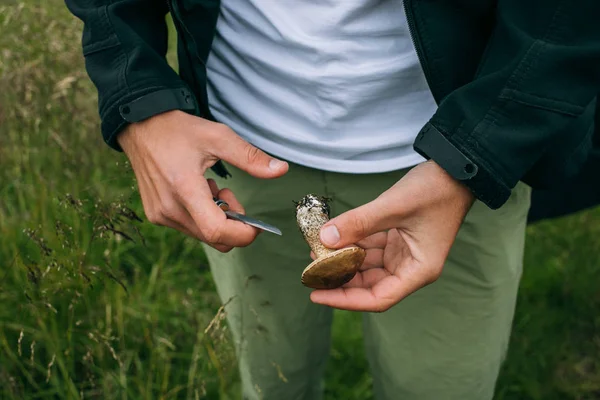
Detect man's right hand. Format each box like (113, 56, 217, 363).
(118, 110, 289, 252)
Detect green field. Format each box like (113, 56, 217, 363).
(1, 2, 599, 399)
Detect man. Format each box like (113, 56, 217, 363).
(66, 0, 600, 399)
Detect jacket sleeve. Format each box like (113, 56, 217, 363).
(65, 0, 198, 151)
(413, 0, 600, 209)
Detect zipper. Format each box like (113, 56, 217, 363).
(404, 0, 437, 99)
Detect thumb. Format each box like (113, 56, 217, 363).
(214, 127, 288, 179)
(320, 198, 393, 248)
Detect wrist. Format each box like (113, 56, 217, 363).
(116, 110, 184, 154)
(425, 160, 475, 209)
(405, 160, 475, 214)
(116, 122, 139, 155)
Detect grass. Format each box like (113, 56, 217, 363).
(0, 1, 599, 399)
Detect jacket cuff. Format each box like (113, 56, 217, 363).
(413, 123, 511, 209)
(101, 86, 198, 151)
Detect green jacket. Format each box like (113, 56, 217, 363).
(66, 0, 600, 210)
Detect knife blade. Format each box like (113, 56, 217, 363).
(214, 198, 282, 236)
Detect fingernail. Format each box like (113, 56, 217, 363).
(269, 159, 286, 171)
(320, 225, 340, 246)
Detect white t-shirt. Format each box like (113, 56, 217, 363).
(206, 0, 437, 173)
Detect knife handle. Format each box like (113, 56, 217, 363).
(213, 197, 230, 212)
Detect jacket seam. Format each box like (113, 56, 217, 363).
(81, 5, 121, 56)
(543, 0, 566, 44)
(471, 109, 521, 183)
(105, 3, 131, 94)
(505, 40, 544, 92)
(475, 40, 543, 148)
(464, 133, 516, 189)
(499, 90, 584, 116)
(467, 41, 542, 149)
(469, 0, 564, 147)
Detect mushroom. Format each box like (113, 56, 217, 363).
(295, 194, 366, 289)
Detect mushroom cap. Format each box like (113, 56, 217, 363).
(301, 247, 366, 289)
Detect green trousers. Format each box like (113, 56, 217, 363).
(205, 161, 531, 400)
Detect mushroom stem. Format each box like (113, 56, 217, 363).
(307, 229, 336, 259)
(295, 195, 336, 257)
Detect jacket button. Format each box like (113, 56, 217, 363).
(464, 163, 475, 174)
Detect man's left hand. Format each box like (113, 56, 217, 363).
(310, 161, 475, 312)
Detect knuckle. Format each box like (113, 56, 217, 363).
(171, 176, 199, 201)
(207, 123, 231, 140)
(171, 173, 194, 191)
(214, 122, 231, 134)
(245, 144, 263, 165)
(219, 187, 234, 198)
(169, 172, 187, 188)
(351, 213, 371, 237)
(201, 226, 222, 244)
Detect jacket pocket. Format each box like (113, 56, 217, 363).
(81, 5, 120, 56)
